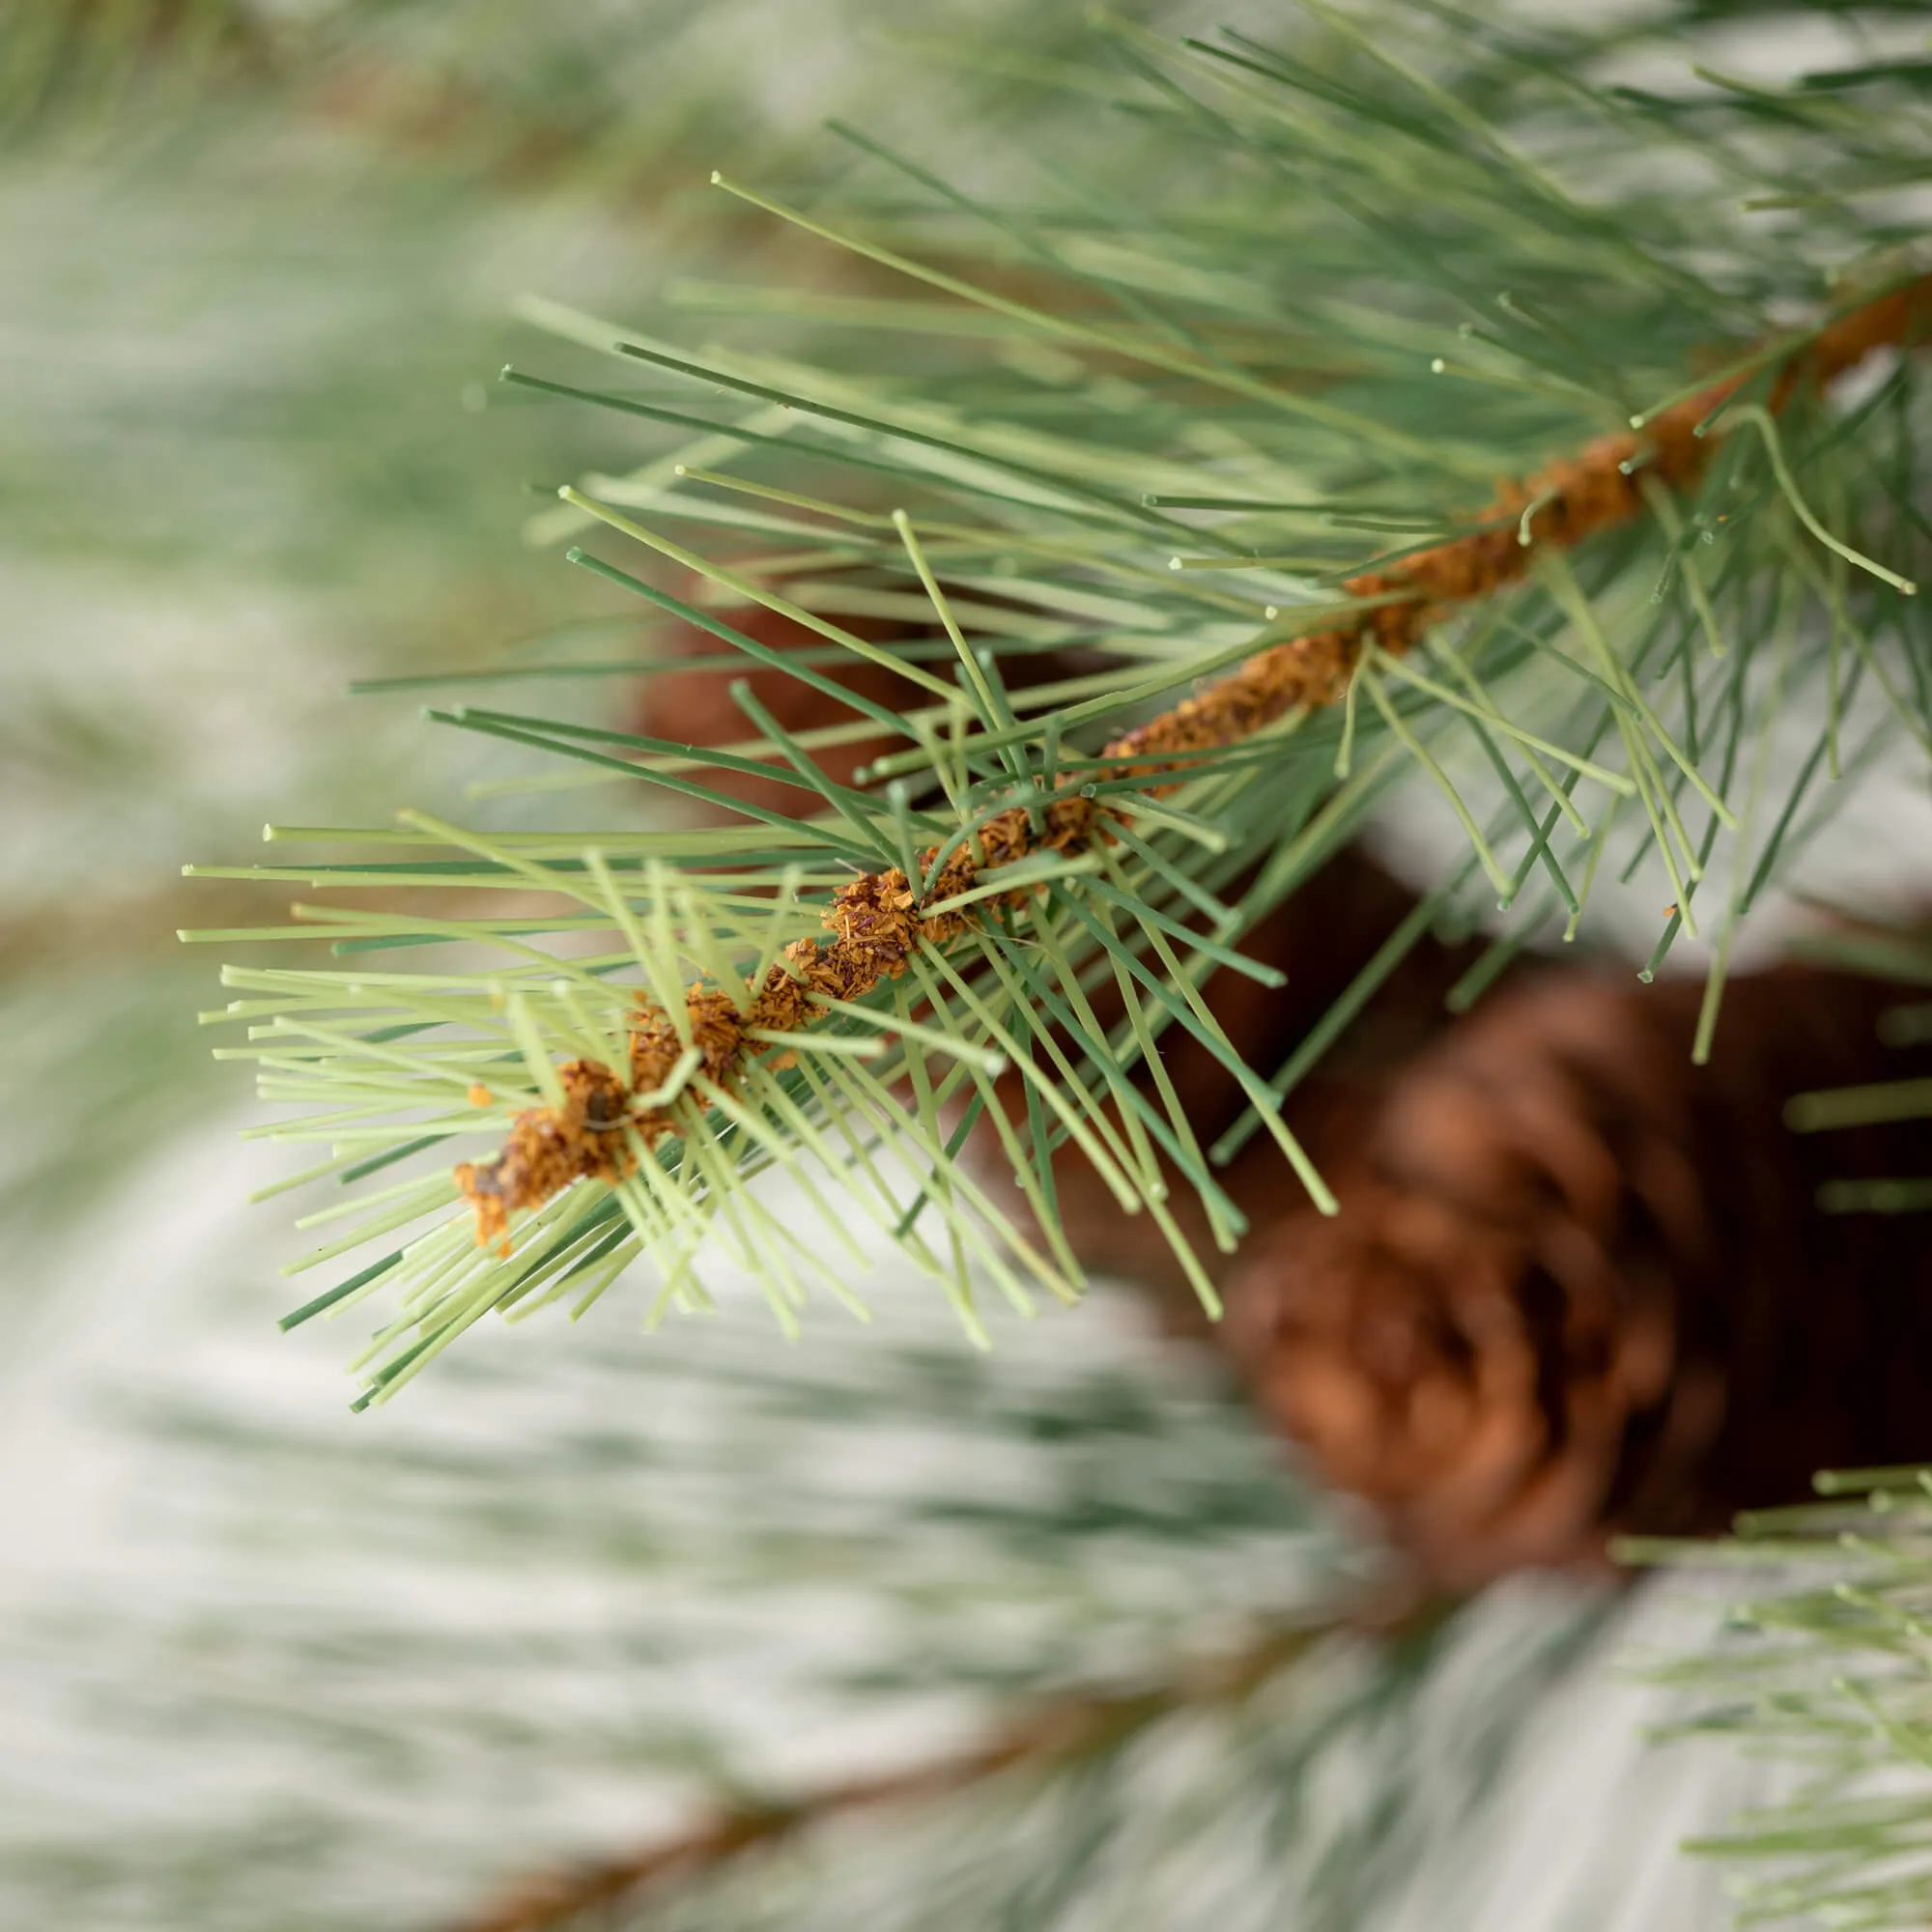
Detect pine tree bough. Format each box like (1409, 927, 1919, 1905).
(448, 1612, 1369, 1932)
(456, 272, 1932, 1248)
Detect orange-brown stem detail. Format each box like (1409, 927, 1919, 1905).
(454, 794, 1099, 1244)
(456, 274, 1932, 1244)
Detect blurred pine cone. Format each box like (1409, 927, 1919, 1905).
(1223, 962, 1932, 1591)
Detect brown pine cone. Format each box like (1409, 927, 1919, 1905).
(1222, 961, 1932, 1592)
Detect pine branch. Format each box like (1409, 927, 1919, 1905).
(454, 273, 1932, 1246)
(191, 9, 1932, 1400)
(445, 1605, 1398, 1932)
(1625, 1463, 1932, 1928)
